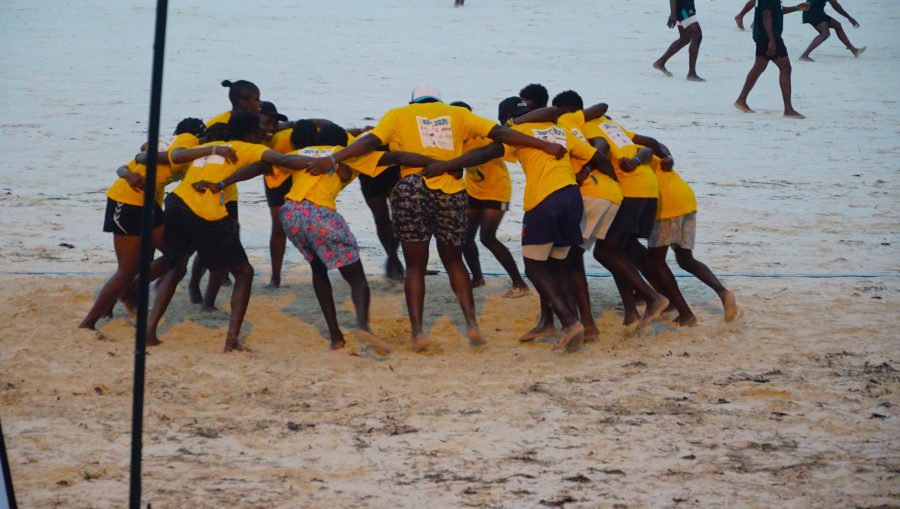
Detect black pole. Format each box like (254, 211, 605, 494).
(129, 1, 168, 508)
(0, 418, 17, 509)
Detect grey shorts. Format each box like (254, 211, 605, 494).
(580, 196, 619, 251)
(649, 211, 697, 250)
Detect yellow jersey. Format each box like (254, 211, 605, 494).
(652, 157, 697, 219)
(283, 145, 388, 210)
(583, 116, 658, 199)
(462, 137, 512, 202)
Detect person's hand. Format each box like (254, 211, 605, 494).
(619, 157, 638, 172)
(135, 152, 147, 165)
(797, 2, 810, 11)
(667, 14, 677, 28)
(192, 180, 222, 193)
(422, 161, 449, 178)
(215, 146, 238, 163)
(849, 17, 860, 28)
(123, 171, 145, 192)
(767, 40, 777, 58)
(542, 142, 567, 160)
(307, 156, 335, 176)
(660, 155, 675, 171)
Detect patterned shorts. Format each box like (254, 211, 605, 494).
(649, 211, 697, 250)
(280, 199, 360, 269)
(390, 175, 467, 246)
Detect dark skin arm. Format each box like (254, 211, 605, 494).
(667, 0, 678, 28)
(421, 143, 505, 178)
(511, 107, 563, 124)
(192, 152, 317, 193)
(762, 8, 777, 57)
(116, 164, 145, 192)
(307, 133, 382, 175)
(582, 102, 609, 122)
(169, 144, 238, 165)
(828, 0, 858, 26)
(487, 125, 566, 159)
(782, 2, 810, 15)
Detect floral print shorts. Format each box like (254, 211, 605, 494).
(280, 199, 360, 269)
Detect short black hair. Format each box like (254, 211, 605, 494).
(519, 83, 549, 108)
(316, 123, 348, 147)
(174, 117, 206, 137)
(450, 101, 472, 111)
(291, 119, 318, 149)
(221, 79, 260, 108)
(552, 90, 584, 111)
(202, 122, 229, 142)
(226, 111, 261, 141)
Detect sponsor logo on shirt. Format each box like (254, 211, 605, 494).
(416, 116, 454, 151)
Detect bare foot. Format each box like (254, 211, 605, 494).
(411, 333, 429, 353)
(784, 110, 806, 119)
(355, 329, 391, 355)
(200, 305, 220, 313)
(188, 285, 203, 304)
(721, 290, 739, 322)
(639, 295, 670, 328)
(687, 74, 706, 82)
(799, 55, 814, 62)
(146, 334, 162, 347)
(263, 279, 281, 289)
(852, 46, 866, 58)
(503, 286, 530, 299)
(76, 326, 105, 340)
(582, 324, 600, 343)
(467, 326, 487, 347)
(471, 277, 486, 288)
(652, 61, 673, 77)
(329, 337, 346, 351)
(518, 324, 556, 343)
(120, 292, 137, 319)
(674, 314, 698, 327)
(623, 312, 641, 327)
(735, 15, 745, 30)
(385, 259, 405, 283)
(734, 100, 755, 113)
(553, 322, 585, 352)
(222, 276, 233, 288)
(224, 335, 249, 352)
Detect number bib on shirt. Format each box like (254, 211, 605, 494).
(416, 116, 454, 150)
(531, 126, 568, 146)
(599, 122, 635, 149)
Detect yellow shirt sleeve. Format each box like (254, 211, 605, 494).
(369, 107, 401, 146)
(264, 128, 295, 188)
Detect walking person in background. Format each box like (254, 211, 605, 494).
(799, 0, 865, 61)
(653, 0, 706, 81)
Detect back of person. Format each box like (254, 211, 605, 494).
(462, 137, 512, 203)
(652, 157, 697, 220)
(753, 0, 785, 41)
(504, 122, 579, 211)
(582, 117, 658, 199)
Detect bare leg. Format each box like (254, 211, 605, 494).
(202, 269, 227, 312)
(266, 205, 286, 288)
(337, 260, 391, 355)
(120, 255, 170, 317)
(800, 22, 830, 61)
(479, 208, 529, 293)
(673, 247, 738, 322)
(686, 24, 705, 81)
(772, 55, 804, 118)
(653, 25, 691, 77)
(437, 240, 485, 346)
(523, 257, 582, 350)
(566, 247, 599, 340)
(80, 235, 143, 330)
(462, 207, 485, 287)
(309, 257, 345, 350)
(366, 194, 404, 281)
(400, 240, 430, 351)
(828, 19, 862, 55)
(735, 56, 769, 113)
(594, 237, 669, 327)
(519, 294, 556, 342)
(645, 245, 696, 326)
(222, 261, 253, 352)
(145, 256, 190, 347)
(187, 255, 205, 304)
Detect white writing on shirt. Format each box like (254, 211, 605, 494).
(191, 154, 227, 168)
(299, 147, 337, 158)
(570, 128, 587, 142)
(599, 122, 634, 149)
(416, 116, 454, 150)
(530, 126, 568, 147)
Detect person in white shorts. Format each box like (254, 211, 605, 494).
(653, 0, 705, 81)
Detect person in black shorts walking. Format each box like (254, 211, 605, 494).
(799, 0, 865, 61)
(357, 158, 405, 282)
(735, 0, 810, 118)
(653, 0, 705, 81)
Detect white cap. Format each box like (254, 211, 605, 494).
(410, 84, 442, 104)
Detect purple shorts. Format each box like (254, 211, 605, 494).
(280, 199, 360, 269)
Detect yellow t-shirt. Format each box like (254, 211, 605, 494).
(583, 116, 658, 199)
(652, 157, 697, 219)
(462, 137, 511, 203)
(168, 131, 239, 204)
(558, 110, 589, 142)
(205, 111, 231, 128)
(369, 102, 497, 194)
(172, 141, 269, 221)
(504, 122, 596, 211)
(264, 128, 295, 189)
(283, 145, 387, 210)
(106, 152, 175, 207)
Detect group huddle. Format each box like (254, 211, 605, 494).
(80, 80, 738, 354)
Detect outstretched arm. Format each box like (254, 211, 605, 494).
(307, 132, 383, 175)
(632, 133, 671, 159)
(828, 0, 859, 26)
(116, 165, 145, 192)
(170, 145, 237, 165)
(378, 151, 439, 168)
(487, 125, 566, 159)
(262, 151, 317, 170)
(192, 161, 274, 194)
(582, 102, 609, 121)
(421, 143, 506, 178)
(782, 3, 810, 15)
(511, 107, 563, 125)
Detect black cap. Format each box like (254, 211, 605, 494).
(260, 101, 288, 121)
(498, 96, 530, 122)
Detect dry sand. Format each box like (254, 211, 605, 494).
(1, 273, 897, 508)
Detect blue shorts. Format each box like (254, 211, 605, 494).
(522, 185, 584, 247)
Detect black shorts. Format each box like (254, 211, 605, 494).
(608, 197, 657, 240)
(755, 37, 788, 60)
(521, 185, 584, 247)
(359, 165, 400, 200)
(103, 198, 163, 236)
(225, 200, 239, 225)
(162, 193, 248, 271)
(467, 195, 509, 211)
(390, 175, 467, 246)
(264, 177, 293, 208)
(675, 0, 696, 20)
(803, 13, 833, 26)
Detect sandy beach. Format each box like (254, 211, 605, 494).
(1, 0, 898, 507)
